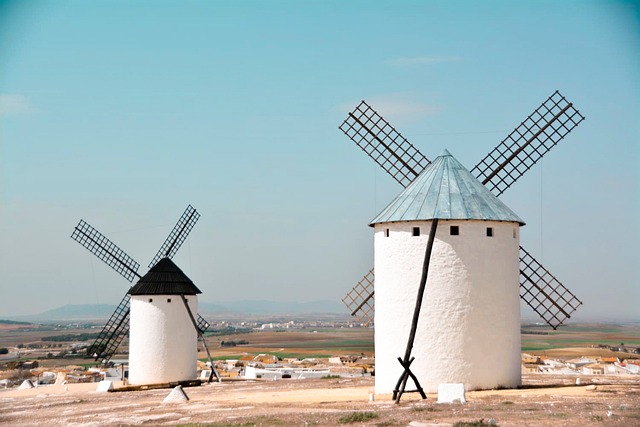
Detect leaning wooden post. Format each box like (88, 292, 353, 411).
(180, 294, 221, 382)
(393, 218, 439, 403)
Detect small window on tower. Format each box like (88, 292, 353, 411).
(412, 227, 420, 236)
(148, 298, 153, 303)
(385, 228, 390, 237)
(513, 228, 517, 238)
(167, 298, 171, 303)
(486, 227, 493, 237)
(450, 225, 459, 236)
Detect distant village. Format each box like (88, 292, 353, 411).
(1, 319, 639, 390)
(522, 352, 640, 376)
(2, 348, 640, 390)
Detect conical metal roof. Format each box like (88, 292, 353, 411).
(370, 149, 525, 226)
(128, 257, 202, 295)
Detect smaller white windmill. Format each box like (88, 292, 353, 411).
(127, 257, 202, 385)
(71, 205, 219, 385)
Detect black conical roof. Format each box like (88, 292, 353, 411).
(128, 257, 202, 296)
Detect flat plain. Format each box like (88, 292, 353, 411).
(1, 321, 639, 426)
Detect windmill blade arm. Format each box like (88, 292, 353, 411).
(71, 220, 141, 282)
(339, 101, 431, 188)
(472, 91, 585, 196)
(519, 246, 582, 329)
(87, 294, 130, 363)
(149, 205, 200, 268)
(341, 269, 375, 326)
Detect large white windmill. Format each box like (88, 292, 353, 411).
(339, 91, 585, 399)
(371, 149, 524, 394)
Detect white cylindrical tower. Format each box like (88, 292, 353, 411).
(127, 258, 201, 385)
(370, 150, 524, 394)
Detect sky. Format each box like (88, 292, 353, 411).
(0, 0, 638, 322)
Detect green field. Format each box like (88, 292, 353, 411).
(2, 322, 638, 369)
(521, 323, 640, 352)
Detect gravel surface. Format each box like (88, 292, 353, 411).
(1, 374, 639, 426)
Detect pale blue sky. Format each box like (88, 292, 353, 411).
(0, 1, 638, 321)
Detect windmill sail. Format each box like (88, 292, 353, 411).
(339, 94, 585, 329)
(519, 247, 582, 329)
(471, 90, 585, 196)
(71, 220, 141, 282)
(197, 313, 210, 334)
(149, 205, 200, 268)
(86, 294, 130, 363)
(341, 269, 375, 326)
(339, 101, 431, 188)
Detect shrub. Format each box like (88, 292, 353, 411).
(338, 412, 379, 424)
(454, 419, 498, 427)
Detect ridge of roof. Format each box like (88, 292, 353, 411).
(370, 150, 525, 226)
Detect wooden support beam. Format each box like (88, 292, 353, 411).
(180, 294, 221, 383)
(393, 218, 438, 403)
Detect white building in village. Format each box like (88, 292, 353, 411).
(127, 258, 200, 385)
(371, 150, 524, 394)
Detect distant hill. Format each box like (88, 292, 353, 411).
(6, 300, 347, 322)
(0, 319, 32, 325)
(33, 304, 118, 321)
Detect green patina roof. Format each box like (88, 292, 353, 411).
(128, 257, 201, 296)
(370, 149, 525, 226)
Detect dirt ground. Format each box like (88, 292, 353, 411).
(1, 374, 638, 427)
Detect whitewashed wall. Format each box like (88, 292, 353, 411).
(373, 219, 521, 394)
(128, 294, 198, 385)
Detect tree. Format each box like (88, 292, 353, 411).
(0, 348, 8, 355)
